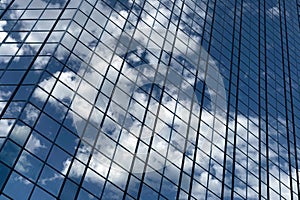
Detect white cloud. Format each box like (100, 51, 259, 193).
(266, 4, 290, 18)
(0, 91, 14, 137)
(15, 152, 32, 174)
(0, 21, 8, 43)
(14, 175, 32, 185)
(9, 125, 31, 146)
(0, 0, 73, 68)
(0, 0, 68, 66)
(33, 70, 79, 102)
(0, 21, 23, 63)
(267, 6, 280, 17)
(29, 0, 224, 189)
(0, 118, 13, 137)
(26, 134, 46, 153)
(38, 173, 62, 186)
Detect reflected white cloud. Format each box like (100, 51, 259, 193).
(29, 3, 229, 197)
(267, 6, 280, 17)
(0, 118, 13, 137)
(29, 1, 236, 197)
(0, 91, 14, 137)
(0, 21, 23, 63)
(265, 4, 289, 18)
(26, 134, 46, 153)
(25, 0, 298, 198)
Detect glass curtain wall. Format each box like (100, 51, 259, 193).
(0, 0, 300, 199)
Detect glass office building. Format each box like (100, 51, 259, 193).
(0, 0, 300, 199)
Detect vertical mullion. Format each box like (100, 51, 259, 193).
(282, 0, 300, 195)
(135, 0, 186, 199)
(263, 0, 270, 199)
(278, 0, 300, 198)
(230, 0, 243, 198)
(278, 0, 293, 198)
(220, 0, 238, 198)
(258, 0, 263, 198)
(188, 0, 218, 198)
(119, 0, 173, 199)
(175, 0, 211, 199)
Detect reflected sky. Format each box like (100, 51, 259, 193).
(0, 0, 300, 199)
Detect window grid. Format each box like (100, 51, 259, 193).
(1, 0, 300, 199)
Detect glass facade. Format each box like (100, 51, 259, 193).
(0, 0, 300, 199)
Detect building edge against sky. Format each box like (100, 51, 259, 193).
(0, 0, 300, 199)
